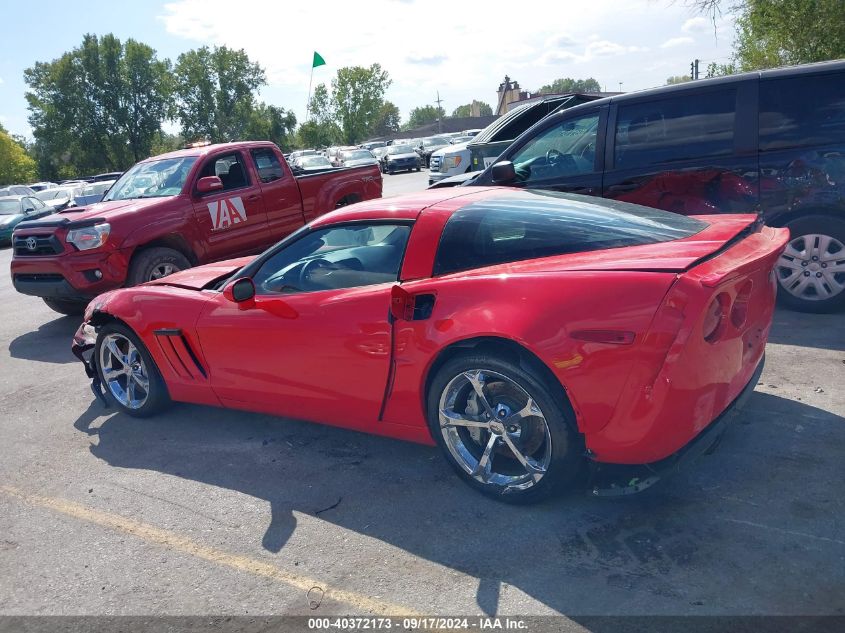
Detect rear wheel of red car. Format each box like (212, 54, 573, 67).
(776, 215, 845, 313)
(427, 354, 583, 503)
(95, 322, 170, 417)
(127, 247, 191, 286)
(42, 297, 87, 316)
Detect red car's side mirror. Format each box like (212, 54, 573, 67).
(224, 277, 256, 309)
(196, 176, 224, 193)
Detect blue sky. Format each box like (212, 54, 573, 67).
(0, 0, 737, 139)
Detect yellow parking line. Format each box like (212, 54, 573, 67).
(1, 484, 421, 616)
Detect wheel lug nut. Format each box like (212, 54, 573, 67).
(812, 256, 818, 261)
(816, 272, 822, 278)
(804, 271, 810, 276)
(821, 263, 827, 268)
(801, 261, 808, 267)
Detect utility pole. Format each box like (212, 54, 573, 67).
(435, 91, 444, 133)
(618, 81, 623, 92)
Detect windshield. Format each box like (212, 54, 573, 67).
(344, 150, 373, 160)
(424, 137, 449, 146)
(388, 145, 414, 155)
(81, 182, 113, 196)
(36, 187, 80, 201)
(104, 156, 198, 201)
(0, 199, 21, 214)
(299, 156, 331, 167)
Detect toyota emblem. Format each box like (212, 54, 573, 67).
(25, 237, 38, 251)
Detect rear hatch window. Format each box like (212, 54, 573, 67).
(433, 190, 707, 275)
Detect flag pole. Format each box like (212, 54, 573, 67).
(306, 65, 314, 123)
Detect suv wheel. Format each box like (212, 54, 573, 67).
(776, 216, 845, 313)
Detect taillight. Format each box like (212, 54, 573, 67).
(703, 293, 731, 343)
(730, 280, 753, 328)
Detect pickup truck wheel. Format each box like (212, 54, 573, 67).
(776, 216, 845, 313)
(43, 297, 87, 316)
(416, 166, 421, 172)
(127, 247, 191, 286)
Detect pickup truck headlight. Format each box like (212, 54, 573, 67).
(67, 223, 110, 250)
(444, 156, 462, 170)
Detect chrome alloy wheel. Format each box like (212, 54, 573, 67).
(98, 333, 150, 409)
(777, 233, 845, 301)
(438, 369, 552, 493)
(149, 263, 179, 280)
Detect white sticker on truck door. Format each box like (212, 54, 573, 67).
(207, 196, 247, 230)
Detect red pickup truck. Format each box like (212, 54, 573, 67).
(11, 141, 382, 314)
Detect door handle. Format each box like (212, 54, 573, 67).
(245, 194, 260, 202)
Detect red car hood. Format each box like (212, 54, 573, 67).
(35, 197, 175, 225)
(145, 257, 255, 290)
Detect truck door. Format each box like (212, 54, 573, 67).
(192, 150, 269, 261)
(249, 147, 307, 246)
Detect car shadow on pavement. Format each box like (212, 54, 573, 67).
(8, 315, 81, 363)
(72, 390, 845, 616)
(768, 307, 845, 351)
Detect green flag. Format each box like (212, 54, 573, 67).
(312, 52, 326, 68)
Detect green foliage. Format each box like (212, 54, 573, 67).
(24, 33, 172, 177)
(371, 101, 401, 138)
(451, 100, 493, 117)
(244, 103, 297, 151)
(405, 105, 445, 130)
(331, 64, 392, 144)
(0, 129, 37, 185)
(173, 46, 266, 142)
(704, 61, 737, 78)
(537, 77, 602, 94)
(666, 75, 692, 84)
(732, 0, 845, 69)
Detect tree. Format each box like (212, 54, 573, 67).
(451, 100, 493, 117)
(0, 128, 37, 185)
(406, 105, 445, 130)
(24, 33, 172, 176)
(173, 46, 266, 142)
(244, 103, 297, 151)
(331, 64, 392, 143)
(666, 75, 692, 84)
(733, 0, 845, 69)
(537, 77, 602, 94)
(688, 0, 845, 69)
(371, 101, 401, 137)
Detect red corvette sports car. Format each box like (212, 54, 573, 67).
(72, 188, 788, 502)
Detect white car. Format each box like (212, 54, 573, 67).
(428, 141, 472, 185)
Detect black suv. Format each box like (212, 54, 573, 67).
(457, 60, 845, 313)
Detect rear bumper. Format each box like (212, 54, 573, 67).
(589, 353, 765, 496)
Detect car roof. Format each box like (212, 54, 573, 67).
(146, 141, 278, 162)
(0, 195, 24, 201)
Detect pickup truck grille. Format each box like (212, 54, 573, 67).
(13, 235, 63, 256)
(430, 155, 442, 172)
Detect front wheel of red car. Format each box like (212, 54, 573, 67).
(95, 322, 171, 417)
(427, 354, 583, 503)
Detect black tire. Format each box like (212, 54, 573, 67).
(95, 321, 170, 417)
(127, 247, 191, 287)
(43, 297, 87, 316)
(388, 169, 395, 175)
(426, 353, 583, 504)
(776, 215, 845, 313)
(416, 166, 421, 172)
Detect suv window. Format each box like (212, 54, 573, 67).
(759, 73, 845, 151)
(199, 152, 250, 191)
(510, 111, 599, 183)
(433, 191, 707, 276)
(251, 148, 285, 183)
(614, 90, 736, 168)
(253, 223, 412, 294)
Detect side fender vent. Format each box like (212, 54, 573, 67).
(153, 328, 207, 380)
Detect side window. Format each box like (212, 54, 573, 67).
(250, 148, 285, 183)
(252, 224, 412, 295)
(509, 112, 600, 183)
(22, 198, 36, 212)
(614, 90, 736, 168)
(31, 197, 46, 209)
(199, 152, 250, 192)
(760, 73, 845, 151)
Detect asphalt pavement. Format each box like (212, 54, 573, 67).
(1, 172, 843, 620)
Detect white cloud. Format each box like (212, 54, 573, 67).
(682, 16, 709, 33)
(660, 36, 694, 48)
(0, 77, 4, 86)
(157, 0, 735, 122)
